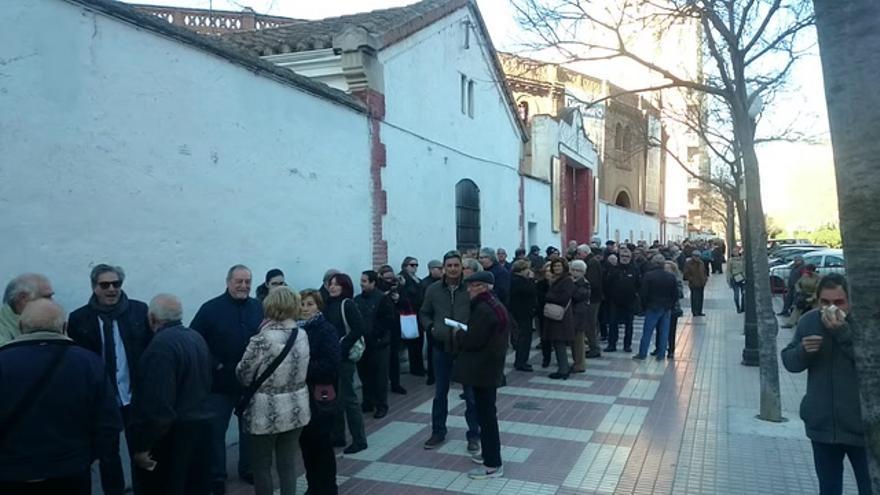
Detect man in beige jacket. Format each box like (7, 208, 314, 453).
(683, 252, 708, 316)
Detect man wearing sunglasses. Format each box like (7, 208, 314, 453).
(68, 264, 152, 495)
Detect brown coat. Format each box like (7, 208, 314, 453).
(683, 258, 708, 289)
(542, 276, 575, 342)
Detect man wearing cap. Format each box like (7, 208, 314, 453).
(420, 260, 444, 385)
(453, 270, 508, 479)
(546, 246, 561, 261)
(420, 251, 480, 453)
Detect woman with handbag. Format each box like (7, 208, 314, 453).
(542, 258, 576, 380)
(235, 287, 311, 495)
(322, 273, 369, 454)
(297, 289, 341, 495)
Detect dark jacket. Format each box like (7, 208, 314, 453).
(190, 292, 263, 395)
(324, 297, 365, 359)
(129, 323, 213, 452)
(572, 277, 592, 332)
(683, 258, 708, 288)
(0, 333, 122, 481)
(302, 314, 341, 387)
(68, 295, 152, 394)
(508, 273, 537, 323)
(528, 253, 545, 271)
(781, 310, 864, 446)
(788, 262, 805, 290)
(585, 256, 604, 303)
(354, 289, 395, 349)
(452, 292, 509, 388)
(420, 277, 470, 353)
(606, 263, 641, 307)
(639, 266, 678, 311)
(542, 276, 575, 342)
(488, 262, 511, 306)
(399, 272, 424, 313)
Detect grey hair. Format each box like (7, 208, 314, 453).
(149, 293, 183, 323)
(496, 248, 507, 255)
(570, 260, 587, 272)
(462, 258, 484, 273)
(90, 264, 125, 287)
(576, 244, 591, 255)
(19, 299, 65, 334)
(226, 264, 251, 281)
(479, 248, 498, 264)
(3, 273, 49, 305)
(651, 254, 666, 264)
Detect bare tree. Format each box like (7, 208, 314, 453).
(513, 0, 815, 421)
(813, 0, 880, 488)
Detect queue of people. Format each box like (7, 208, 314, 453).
(0, 237, 724, 494)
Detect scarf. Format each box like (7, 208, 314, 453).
(297, 312, 325, 330)
(88, 291, 130, 325)
(473, 291, 509, 333)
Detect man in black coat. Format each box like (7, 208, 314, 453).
(131, 294, 213, 495)
(509, 260, 537, 371)
(68, 264, 151, 495)
(355, 270, 395, 418)
(479, 248, 511, 306)
(190, 265, 263, 495)
(634, 256, 679, 360)
(0, 300, 122, 495)
(419, 260, 444, 385)
(576, 245, 604, 358)
(604, 249, 641, 353)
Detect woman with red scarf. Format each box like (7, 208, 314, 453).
(452, 271, 509, 480)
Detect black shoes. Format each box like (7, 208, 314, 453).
(650, 349, 658, 356)
(374, 407, 388, 419)
(391, 385, 408, 395)
(541, 359, 550, 368)
(623, 346, 632, 353)
(344, 443, 368, 454)
(424, 434, 446, 449)
(604, 346, 617, 352)
(362, 403, 374, 413)
(585, 350, 602, 358)
(515, 365, 534, 372)
(549, 372, 569, 380)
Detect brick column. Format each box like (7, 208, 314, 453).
(353, 89, 388, 268)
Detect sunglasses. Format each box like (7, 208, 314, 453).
(408, 263, 419, 267)
(98, 281, 122, 289)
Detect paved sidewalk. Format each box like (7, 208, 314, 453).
(220, 274, 859, 494)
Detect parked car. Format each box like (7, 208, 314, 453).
(767, 238, 812, 254)
(769, 249, 846, 295)
(768, 245, 827, 267)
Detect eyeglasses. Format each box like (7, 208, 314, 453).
(98, 281, 122, 289)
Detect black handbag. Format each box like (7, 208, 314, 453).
(235, 328, 298, 418)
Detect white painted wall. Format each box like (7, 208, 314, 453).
(597, 202, 662, 244)
(522, 177, 562, 250)
(378, 5, 524, 263)
(0, 0, 372, 318)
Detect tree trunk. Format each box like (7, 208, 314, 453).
(737, 195, 759, 366)
(724, 192, 736, 259)
(734, 110, 783, 422)
(814, 0, 880, 489)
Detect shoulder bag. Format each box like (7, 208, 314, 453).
(543, 300, 571, 321)
(340, 299, 365, 362)
(234, 327, 299, 418)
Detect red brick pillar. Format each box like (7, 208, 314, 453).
(352, 89, 388, 268)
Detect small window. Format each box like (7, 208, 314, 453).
(623, 126, 632, 151)
(824, 255, 845, 268)
(518, 101, 530, 123)
(460, 74, 467, 115)
(456, 179, 481, 252)
(614, 123, 623, 150)
(467, 80, 475, 118)
(803, 255, 822, 267)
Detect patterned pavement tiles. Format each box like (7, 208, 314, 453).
(213, 274, 859, 495)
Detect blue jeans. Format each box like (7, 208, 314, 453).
(638, 308, 670, 359)
(731, 281, 745, 312)
(432, 349, 480, 441)
(206, 393, 250, 482)
(811, 441, 872, 495)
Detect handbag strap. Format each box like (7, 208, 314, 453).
(0, 342, 71, 446)
(241, 327, 299, 403)
(340, 299, 352, 336)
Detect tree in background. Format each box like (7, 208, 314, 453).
(514, 0, 814, 421)
(813, 0, 880, 488)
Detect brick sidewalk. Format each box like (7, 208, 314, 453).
(218, 274, 859, 495)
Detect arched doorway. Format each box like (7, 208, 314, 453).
(615, 190, 632, 209)
(455, 179, 480, 252)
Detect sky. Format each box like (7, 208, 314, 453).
(125, 0, 838, 230)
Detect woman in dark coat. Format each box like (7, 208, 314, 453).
(542, 258, 575, 379)
(535, 261, 552, 367)
(297, 289, 341, 494)
(509, 260, 537, 371)
(452, 271, 509, 480)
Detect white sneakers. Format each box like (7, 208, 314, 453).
(468, 465, 504, 480)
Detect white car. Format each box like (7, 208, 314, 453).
(769, 249, 846, 294)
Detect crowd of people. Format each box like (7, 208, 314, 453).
(5, 235, 866, 495)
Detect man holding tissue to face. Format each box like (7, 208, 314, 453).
(781, 273, 871, 495)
